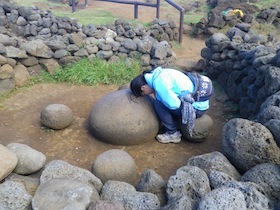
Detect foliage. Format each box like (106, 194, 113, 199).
(33, 58, 142, 86)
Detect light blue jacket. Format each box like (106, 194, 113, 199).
(144, 67, 209, 110)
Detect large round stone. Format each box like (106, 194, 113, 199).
(181, 114, 213, 142)
(91, 149, 137, 184)
(89, 89, 159, 145)
(40, 104, 73, 130)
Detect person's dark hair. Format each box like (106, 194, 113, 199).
(130, 70, 152, 97)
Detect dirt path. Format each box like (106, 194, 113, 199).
(0, 82, 227, 183)
(0, 1, 230, 183)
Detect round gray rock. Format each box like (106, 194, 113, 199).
(89, 89, 159, 145)
(40, 104, 73, 130)
(181, 114, 213, 142)
(91, 149, 137, 184)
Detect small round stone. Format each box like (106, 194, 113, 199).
(40, 104, 73, 130)
(181, 114, 213, 142)
(91, 149, 137, 184)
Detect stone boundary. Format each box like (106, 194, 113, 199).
(201, 22, 280, 121)
(193, 0, 280, 36)
(0, 0, 178, 94)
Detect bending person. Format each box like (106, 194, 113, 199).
(130, 66, 214, 144)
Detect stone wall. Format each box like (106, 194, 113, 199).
(0, 0, 179, 94)
(194, 2, 279, 36)
(201, 22, 280, 121)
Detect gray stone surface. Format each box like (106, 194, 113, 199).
(0, 180, 32, 210)
(88, 200, 125, 210)
(40, 103, 73, 130)
(135, 169, 167, 206)
(197, 187, 247, 210)
(222, 181, 271, 209)
(161, 196, 193, 210)
(264, 119, 280, 147)
(186, 151, 241, 180)
(6, 143, 46, 175)
(181, 114, 213, 142)
(5, 173, 39, 196)
(166, 165, 211, 209)
(89, 89, 159, 145)
(91, 149, 137, 184)
(241, 163, 280, 208)
(208, 170, 236, 189)
(222, 118, 280, 173)
(40, 160, 103, 193)
(32, 178, 99, 210)
(100, 180, 160, 209)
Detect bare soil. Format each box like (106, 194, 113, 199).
(0, 0, 231, 183)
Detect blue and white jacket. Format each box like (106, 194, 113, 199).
(144, 67, 210, 111)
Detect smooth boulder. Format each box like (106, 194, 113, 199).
(89, 89, 159, 145)
(181, 114, 213, 142)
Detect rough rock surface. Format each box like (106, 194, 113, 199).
(222, 118, 280, 173)
(166, 165, 211, 209)
(241, 163, 280, 208)
(186, 151, 241, 180)
(135, 169, 167, 206)
(100, 180, 160, 209)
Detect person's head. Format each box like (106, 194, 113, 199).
(130, 70, 154, 97)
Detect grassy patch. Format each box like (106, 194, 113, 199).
(53, 8, 118, 26)
(12, 0, 118, 25)
(33, 58, 142, 86)
(249, 0, 279, 9)
(183, 4, 210, 25)
(184, 12, 204, 25)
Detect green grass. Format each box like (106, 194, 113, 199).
(183, 4, 210, 25)
(32, 58, 142, 86)
(11, 0, 119, 25)
(53, 9, 118, 26)
(249, 0, 279, 9)
(184, 12, 204, 25)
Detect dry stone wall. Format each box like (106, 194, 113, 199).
(201, 22, 280, 121)
(193, 0, 280, 36)
(0, 0, 178, 94)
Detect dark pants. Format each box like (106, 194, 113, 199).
(152, 99, 206, 134)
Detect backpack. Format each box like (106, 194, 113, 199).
(184, 72, 214, 102)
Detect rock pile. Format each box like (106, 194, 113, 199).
(1, 142, 279, 209)
(193, 0, 279, 36)
(201, 23, 280, 121)
(0, 0, 178, 94)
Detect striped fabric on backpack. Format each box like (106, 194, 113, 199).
(184, 72, 214, 102)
